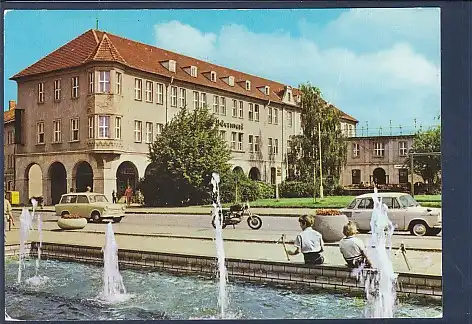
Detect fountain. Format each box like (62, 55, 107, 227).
(17, 207, 33, 284)
(98, 222, 129, 303)
(360, 188, 398, 318)
(210, 172, 229, 318)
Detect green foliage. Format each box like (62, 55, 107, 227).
(287, 82, 347, 184)
(257, 181, 276, 199)
(219, 170, 260, 203)
(143, 106, 232, 206)
(404, 125, 441, 191)
(279, 181, 319, 198)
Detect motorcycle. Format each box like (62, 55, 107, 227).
(211, 203, 263, 230)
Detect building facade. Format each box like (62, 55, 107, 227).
(340, 135, 423, 187)
(10, 29, 357, 205)
(3, 100, 16, 191)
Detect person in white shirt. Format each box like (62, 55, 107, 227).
(288, 214, 325, 265)
(339, 221, 371, 268)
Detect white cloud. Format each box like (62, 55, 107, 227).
(154, 10, 440, 130)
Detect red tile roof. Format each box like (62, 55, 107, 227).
(11, 29, 357, 123)
(4, 108, 15, 124)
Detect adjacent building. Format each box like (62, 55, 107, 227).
(9, 29, 357, 205)
(3, 100, 16, 191)
(340, 135, 423, 187)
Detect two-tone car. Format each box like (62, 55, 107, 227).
(55, 192, 126, 223)
(340, 192, 441, 236)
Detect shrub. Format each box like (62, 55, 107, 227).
(258, 181, 275, 199)
(279, 181, 319, 198)
(219, 171, 260, 203)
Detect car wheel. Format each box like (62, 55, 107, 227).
(91, 212, 101, 223)
(113, 217, 122, 223)
(427, 227, 442, 236)
(409, 221, 428, 236)
(61, 211, 70, 217)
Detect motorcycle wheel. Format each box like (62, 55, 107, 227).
(247, 215, 263, 230)
(211, 215, 227, 229)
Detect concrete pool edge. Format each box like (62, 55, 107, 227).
(5, 243, 442, 304)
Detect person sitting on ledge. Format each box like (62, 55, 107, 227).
(339, 221, 372, 269)
(287, 214, 325, 265)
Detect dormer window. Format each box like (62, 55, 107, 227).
(265, 86, 270, 95)
(190, 66, 198, 77)
(162, 60, 177, 72)
(228, 76, 235, 86)
(245, 80, 251, 91)
(210, 71, 217, 82)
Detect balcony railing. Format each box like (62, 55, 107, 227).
(86, 138, 123, 152)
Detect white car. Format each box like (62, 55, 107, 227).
(340, 192, 442, 236)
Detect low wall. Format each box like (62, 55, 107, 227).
(6, 242, 442, 303)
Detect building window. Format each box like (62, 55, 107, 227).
(399, 141, 408, 156)
(238, 101, 243, 119)
(220, 97, 226, 116)
(352, 169, 361, 185)
(213, 95, 219, 114)
(145, 81, 153, 102)
(70, 118, 79, 142)
(274, 108, 279, 125)
(245, 80, 251, 91)
(232, 99, 237, 117)
(238, 133, 243, 151)
(98, 71, 110, 93)
(228, 76, 235, 86)
(220, 130, 226, 141)
(145, 122, 153, 143)
(288, 92, 292, 101)
(348, 124, 354, 137)
(254, 104, 260, 122)
(116, 72, 122, 95)
(287, 111, 293, 127)
(193, 91, 200, 109)
(71, 77, 79, 98)
(88, 72, 94, 93)
(156, 123, 163, 135)
(248, 135, 254, 153)
(98, 115, 110, 138)
(6, 131, 13, 145)
(231, 132, 236, 150)
(88, 116, 95, 139)
(287, 140, 292, 154)
(53, 120, 62, 143)
(274, 139, 279, 155)
(134, 120, 142, 142)
(268, 138, 273, 155)
(135, 78, 143, 100)
(200, 92, 207, 109)
(168, 60, 176, 72)
(373, 142, 385, 157)
(399, 169, 409, 184)
(254, 136, 260, 152)
(37, 122, 45, 144)
(190, 66, 198, 77)
(115, 117, 121, 139)
(353, 143, 360, 157)
(248, 103, 254, 121)
(170, 86, 178, 107)
(54, 79, 61, 101)
(268, 107, 273, 124)
(179, 88, 186, 108)
(38, 82, 44, 103)
(156, 83, 164, 104)
(210, 71, 217, 82)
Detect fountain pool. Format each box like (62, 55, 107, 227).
(4, 258, 442, 321)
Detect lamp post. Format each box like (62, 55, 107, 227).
(318, 122, 324, 199)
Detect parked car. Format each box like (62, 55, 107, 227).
(55, 193, 125, 223)
(340, 192, 441, 236)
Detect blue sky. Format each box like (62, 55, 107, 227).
(4, 9, 440, 133)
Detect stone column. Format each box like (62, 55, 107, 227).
(43, 176, 51, 206)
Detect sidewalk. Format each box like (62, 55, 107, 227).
(12, 205, 313, 217)
(5, 228, 441, 276)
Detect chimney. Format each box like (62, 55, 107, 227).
(9, 100, 16, 110)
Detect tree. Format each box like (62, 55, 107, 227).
(144, 106, 232, 206)
(405, 125, 441, 192)
(287, 83, 347, 193)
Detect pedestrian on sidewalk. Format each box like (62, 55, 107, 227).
(287, 214, 325, 265)
(4, 192, 14, 242)
(124, 185, 133, 207)
(339, 221, 371, 269)
(112, 190, 117, 204)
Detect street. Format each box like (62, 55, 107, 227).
(10, 210, 442, 251)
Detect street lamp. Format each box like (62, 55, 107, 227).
(318, 122, 324, 199)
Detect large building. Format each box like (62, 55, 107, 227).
(4, 100, 16, 191)
(340, 135, 423, 187)
(10, 29, 357, 205)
